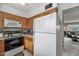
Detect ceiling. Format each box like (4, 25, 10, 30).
(1, 3, 47, 13)
(64, 6, 79, 23)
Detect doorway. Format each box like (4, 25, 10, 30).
(62, 6, 79, 56)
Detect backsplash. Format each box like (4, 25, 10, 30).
(0, 28, 33, 38)
(0, 29, 3, 37)
(22, 29, 33, 35)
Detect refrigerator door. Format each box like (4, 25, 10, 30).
(34, 33, 56, 56)
(33, 12, 56, 33)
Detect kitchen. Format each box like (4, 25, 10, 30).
(0, 3, 57, 56)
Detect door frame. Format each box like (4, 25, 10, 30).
(60, 5, 79, 56)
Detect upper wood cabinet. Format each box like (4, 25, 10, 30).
(22, 18, 28, 29)
(0, 18, 4, 28)
(0, 12, 4, 28)
(22, 18, 33, 29)
(4, 12, 22, 23)
(27, 19, 33, 29)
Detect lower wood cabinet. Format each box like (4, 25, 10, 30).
(24, 36, 33, 53)
(0, 40, 5, 56)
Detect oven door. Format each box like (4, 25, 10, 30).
(5, 37, 23, 51)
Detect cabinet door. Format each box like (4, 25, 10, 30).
(0, 18, 4, 28)
(24, 36, 27, 48)
(22, 18, 29, 29)
(27, 19, 33, 29)
(0, 12, 4, 28)
(24, 36, 33, 52)
(22, 19, 26, 29)
(26, 37, 33, 52)
(0, 40, 4, 56)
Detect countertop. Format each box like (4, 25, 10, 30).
(22, 34, 33, 38)
(0, 37, 5, 40)
(0, 34, 33, 40)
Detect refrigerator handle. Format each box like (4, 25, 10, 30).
(33, 32, 35, 47)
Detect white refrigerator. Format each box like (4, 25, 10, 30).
(33, 12, 56, 56)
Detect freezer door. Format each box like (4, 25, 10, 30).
(33, 33, 56, 56)
(33, 12, 56, 33)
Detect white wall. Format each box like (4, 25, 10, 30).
(67, 23, 79, 31)
(64, 19, 79, 23)
(0, 5, 28, 18)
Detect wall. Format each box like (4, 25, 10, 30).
(0, 5, 28, 18)
(64, 19, 79, 23)
(65, 23, 79, 31)
(57, 3, 79, 56)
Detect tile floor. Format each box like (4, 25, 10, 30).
(62, 37, 79, 56)
(23, 49, 33, 56)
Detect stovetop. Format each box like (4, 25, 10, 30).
(4, 35, 23, 40)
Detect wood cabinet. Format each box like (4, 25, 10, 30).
(22, 18, 28, 29)
(4, 12, 22, 22)
(0, 12, 4, 28)
(22, 18, 33, 29)
(0, 40, 5, 56)
(27, 19, 33, 29)
(0, 18, 4, 28)
(24, 36, 33, 53)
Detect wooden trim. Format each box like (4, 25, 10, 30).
(29, 8, 57, 19)
(0, 11, 26, 19)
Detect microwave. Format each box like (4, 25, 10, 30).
(4, 19, 22, 27)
